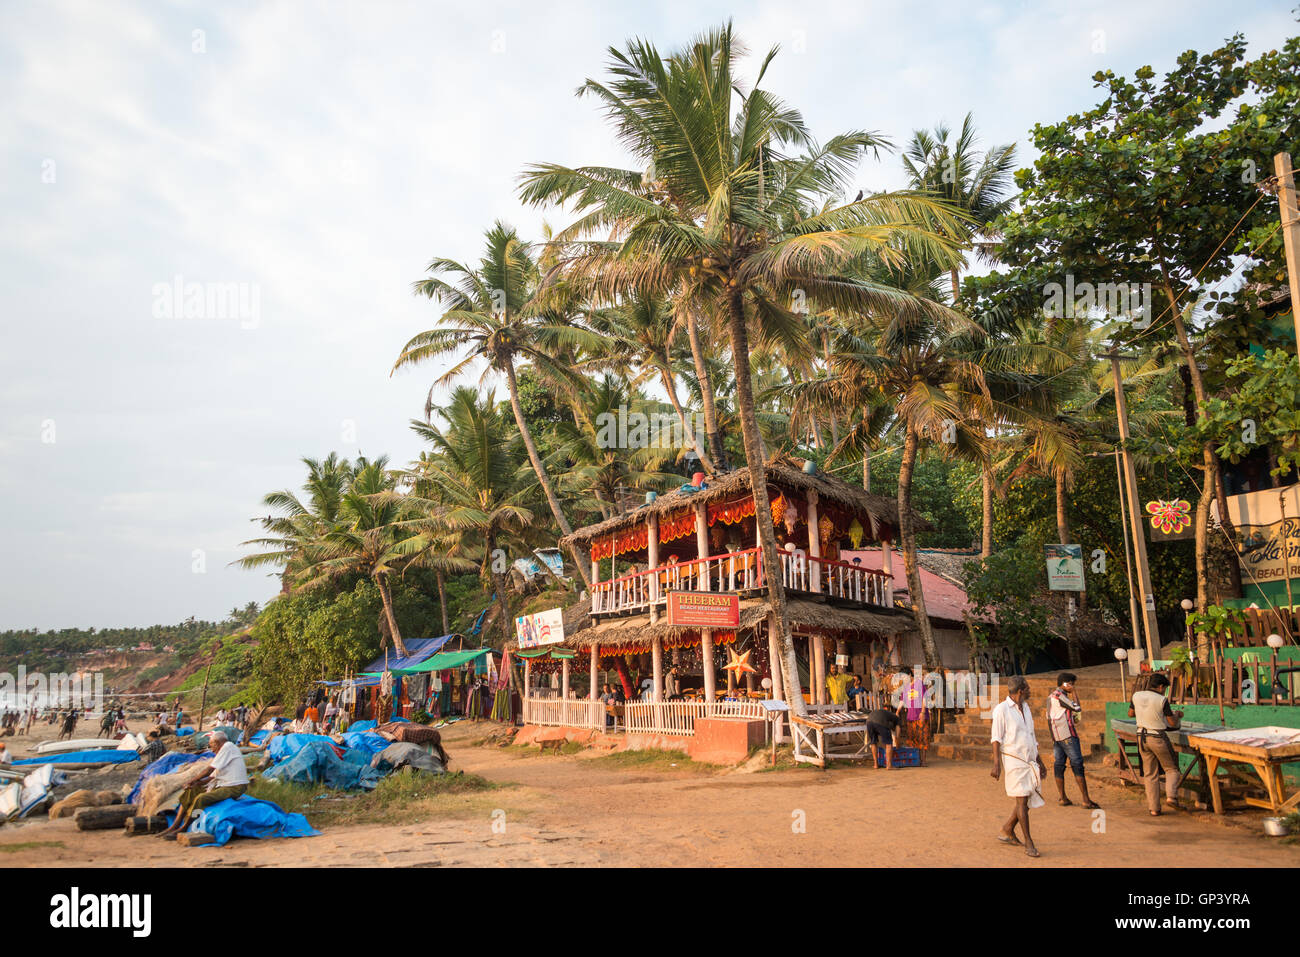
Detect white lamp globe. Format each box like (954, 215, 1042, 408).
(1114, 648, 1128, 661)
(1180, 598, 1194, 612)
(761, 677, 772, 690)
(1267, 633, 1284, 649)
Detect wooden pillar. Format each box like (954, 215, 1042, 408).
(881, 539, 894, 605)
(812, 634, 826, 704)
(523, 658, 532, 722)
(767, 615, 784, 701)
(652, 635, 664, 702)
(590, 548, 600, 613)
(702, 629, 716, 702)
(648, 514, 661, 622)
(561, 657, 570, 700)
(807, 490, 821, 592)
(589, 646, 598, 700)
(695, 501, 710, 590)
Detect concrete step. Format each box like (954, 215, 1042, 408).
(932, 740, 1105, 763)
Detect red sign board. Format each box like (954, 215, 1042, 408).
(666, 591, 740, 628)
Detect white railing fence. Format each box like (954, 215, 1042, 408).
(523, 697, 604, 729)
(591, 546, 892, 616)
(622, 699, 767, 736)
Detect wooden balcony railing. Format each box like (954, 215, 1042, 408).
(591, 546, 892, 616)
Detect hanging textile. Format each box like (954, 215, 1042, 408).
(708, 496, 757, 526)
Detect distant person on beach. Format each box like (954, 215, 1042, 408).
(58, 710, 78, 741)
(990, 675, 1045, 858)
(1047, 673, 1099, 810)
(139, 730, 166, 763)
(99, 710, 115, 738)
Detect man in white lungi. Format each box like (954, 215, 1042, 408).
(990, 675, 1047, 858)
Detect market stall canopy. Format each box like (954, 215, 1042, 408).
(386, 648, 490, 673)
(360, 635, 455, 673)
(515, 648, 577, 659)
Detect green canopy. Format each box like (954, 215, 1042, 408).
(515, 647, 575, 659)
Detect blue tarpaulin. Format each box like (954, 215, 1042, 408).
(249, 729, 271, 746)
(187, 796, 319, 847)
(267, 733, 339, 763)
(348, 720, 377, 733)
(194, 726, 244, 747)
(339, 732, 389, 755)
(127, 751, 209, 805)
(360, 636, 454, 673)
(175, 727, 196, 737)
(260, 740, 382, 791)
(14, 750, 141, 766)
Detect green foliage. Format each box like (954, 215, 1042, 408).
(1187, 604, 1246, 644)
(865, 451, 976, 549)
(962, 546, 1052, 673)
(1195, 349, 1300, 476)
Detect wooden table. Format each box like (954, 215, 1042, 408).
(790, 711, 874, 769)
(1110, 719, 1218, 808)
(1185, 726, 1300, 815)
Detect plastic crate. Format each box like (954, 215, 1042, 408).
(874, 746, 921, 768)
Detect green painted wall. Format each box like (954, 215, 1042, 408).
(1103, 701, 1300, 784)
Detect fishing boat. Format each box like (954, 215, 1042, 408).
(28, 738, 120, 755)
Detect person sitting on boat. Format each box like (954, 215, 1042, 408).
(0, 742, 10, 766)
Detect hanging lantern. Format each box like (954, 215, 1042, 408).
(849, 518, 864, 549)
(770, 494, 787, 528)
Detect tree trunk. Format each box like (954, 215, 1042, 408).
(659, 366, 715, 473)
(436, 569, 450, 635)
(686, 303, 727, 469)
(951, 268, 961, 306)
(899, 423, 940, 668)
(980, 466, 994, 558)
(502, 359, 592, 588)
(1166, 287, 1241, 598)
(863, 449, 871, 492)
(1056, 469, 1081, 668)
(376, 574, 408, 658)
(487, 532, 512, 647)
(726, 290, 806, 716)
(1194, 465, 1213, 659)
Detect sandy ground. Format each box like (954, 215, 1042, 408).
(1, 716, 1298, 867)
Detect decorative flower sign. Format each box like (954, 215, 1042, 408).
(1145, 499, 1192, 536)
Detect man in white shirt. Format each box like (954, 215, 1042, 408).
(162, 731, 249, 836)
(990, 676, 1047, 858)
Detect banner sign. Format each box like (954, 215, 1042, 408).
(1236, 518, 1300, 586)
(1045, 544, 1085, 592)
(666, 591, 740, 628)
(515, 607, 565, 648)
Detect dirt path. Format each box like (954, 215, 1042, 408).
(2, 721, 1296, 867)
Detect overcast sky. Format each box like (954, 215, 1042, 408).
(0, 0, 1291, 630)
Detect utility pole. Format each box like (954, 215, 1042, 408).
(1109, 348, 1160, 665)
(1273, 153, 1300, 353)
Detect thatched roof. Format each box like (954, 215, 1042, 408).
(561, 458, 931, 547)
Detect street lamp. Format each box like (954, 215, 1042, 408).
(1267, 633, 1284, 705)
(1115, 647, 1129, 700)
(1181, 598, 1197, 702)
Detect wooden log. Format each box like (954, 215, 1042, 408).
(124, 815, 169, 835)
(73, 804, 137, 831)
(176, 830, 215, 847)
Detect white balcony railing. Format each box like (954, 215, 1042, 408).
(522, 697, 604, 729)
(591, 546, 892, 617)
(622, 699, 767, 736)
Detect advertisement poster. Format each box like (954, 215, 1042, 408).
(1044, 544, 1085, 591)
(1236, 519, 1300, 585)
(515, 606, 565, 648)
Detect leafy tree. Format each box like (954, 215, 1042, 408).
(963, 546, 1052, 675)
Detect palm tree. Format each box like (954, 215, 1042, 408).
(393, 222, 594, 587)
(903, 115, 1017, 557)
(519, 23, 966, 709)
(398, 387, 537, 645)
(236, 453, 357, 589)
(902, 114, 1017, 306)
(292, 458, 413, 657)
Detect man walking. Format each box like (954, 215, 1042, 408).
(990, 675, 1046, 858)
(1047, 673, 1099, 809)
